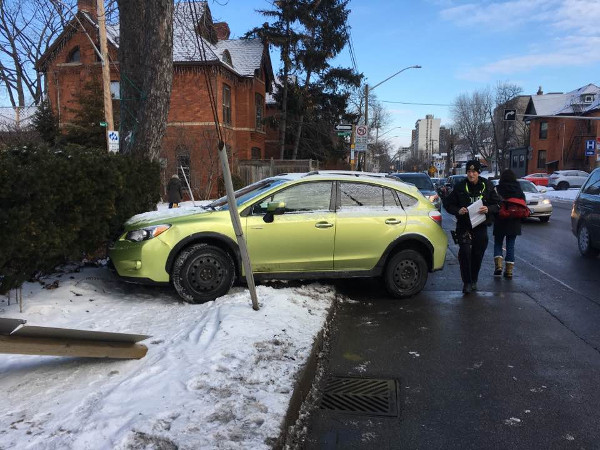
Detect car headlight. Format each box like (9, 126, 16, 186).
(541, 199, 551, 205)
(125, 224, 171, 242)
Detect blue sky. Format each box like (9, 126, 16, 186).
(210, 0, 600, 148)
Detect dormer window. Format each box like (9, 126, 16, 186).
(67, 47, 80, 63)
(222, 50, 232, 66)
(583, 94, 594, 104)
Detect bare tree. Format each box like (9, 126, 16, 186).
(0, 0, 72, 107)
(492, 82, 525, 172)
(451, 88, 494, 161)
(117, 0, 173, 160)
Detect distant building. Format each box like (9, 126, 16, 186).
(524, 84, 600, 174)
(412, 114, 441, 163)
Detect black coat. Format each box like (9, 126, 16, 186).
(167, 177, 184, 203)
(443, 176, 501, 233)
(493, 180, 526, 237)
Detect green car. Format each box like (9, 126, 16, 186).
(109, 171, 448, 303)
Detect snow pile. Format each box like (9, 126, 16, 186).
(542, 187, 579, 202)
(0, 267, 335, 449)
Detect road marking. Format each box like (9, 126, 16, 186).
(516, 254, 587, 298)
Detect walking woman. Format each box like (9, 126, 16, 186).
(493, 169, 526, 279)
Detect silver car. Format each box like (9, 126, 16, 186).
(548, 170, 589, 190)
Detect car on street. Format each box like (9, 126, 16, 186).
(443, 174, 467, 197)
(109, 171, 448, 303)
(491, 179, 553, 222)
(571, 168, 600, 257)
(548, 170, 589, 190)
(389, 172, 441, 211)
(523, 172, 549, 186)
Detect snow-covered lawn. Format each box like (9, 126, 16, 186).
(0, 266, 335, 449)
(541, 186, 579, 202)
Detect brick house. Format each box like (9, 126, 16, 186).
(36, 0, 275, 199)
(524, 84, 600, 174)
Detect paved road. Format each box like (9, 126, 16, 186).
(303, 200, 600, 449)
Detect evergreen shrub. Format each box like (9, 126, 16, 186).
(0, 145, 160, 293)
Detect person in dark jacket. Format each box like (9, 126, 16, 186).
(493, 169, 525, 279)
(167, 174, 184, 208)
(443, 160, 501, 294)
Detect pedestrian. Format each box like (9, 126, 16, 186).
(493, 169, 526, 279)
(167, 173, 184, 209)
(443, 160, 501, 294)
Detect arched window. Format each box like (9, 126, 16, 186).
(222, 50, 232, 66)
(67, 47, 80, 63)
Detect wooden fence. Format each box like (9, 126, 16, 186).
(237, 159, 319, 185)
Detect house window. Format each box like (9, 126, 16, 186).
(251, 147, 261, 159)
(519, 154, 525, 168)
(222, 84, 231, 125)
(67, 47, 80, 63)
(255, 93, 264, 131)
(584, 95, 594, 104)
(539, 121, 548, 139)
(537, 150, 546, 169)
(222, 50, 232, 66)
(177, 154, 191, 187)
(512, 155, 518, 168)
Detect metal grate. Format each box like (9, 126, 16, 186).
(320, 377, 398, 417)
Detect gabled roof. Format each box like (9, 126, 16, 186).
(36, 1, 271, 84)
(524, 83, 600, 119)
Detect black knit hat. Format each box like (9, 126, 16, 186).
(465, 159, 481, 173)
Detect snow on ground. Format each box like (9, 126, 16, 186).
(541, 187, 579, 202)
(0, 266, 335, 449)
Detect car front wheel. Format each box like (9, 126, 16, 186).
(384, 249, 428, 298)
(557, 181, 569, 190)
(577, 224, 599, 258)
(172, 243, 235, 303)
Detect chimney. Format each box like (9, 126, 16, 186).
(214, 22, 231, 41)
(78, 0, 98, 21)
(537, 86, 543, 95)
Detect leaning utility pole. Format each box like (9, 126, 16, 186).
(97, 0, 114, 150)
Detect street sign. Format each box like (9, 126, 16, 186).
(99, 121, 107, 127)
(585, 139, 595, 156)
(337, 131, 351, 137)
(354, 125, 368, 152)
(108, 130, 119, 153)
(335, 124, 353, 131)
(503, 109, 516, 121)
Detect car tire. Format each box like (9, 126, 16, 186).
(539, 217, 550, 223)
(172, 243, 235, 303)
(384, 249, 428, 298)
(577, 224, 600, 258)
(557, 181, 569, 190)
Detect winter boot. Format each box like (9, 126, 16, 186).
(504, 262, 514, 279)
(494, 256, 503, 277)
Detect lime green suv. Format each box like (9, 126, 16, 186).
(109, 172, 447, 303)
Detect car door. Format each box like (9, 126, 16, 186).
(245, 181, 335, 272)
(333, 181, 407, 270)
(578, 170, 600, 245)
(576, 171, 590, 187)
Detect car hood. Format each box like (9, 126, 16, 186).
(524, 192, 546, 202)
(124, 206, 211, 229)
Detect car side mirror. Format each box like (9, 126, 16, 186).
(263, 201, 286, 223)
(539, 187, 547, 193)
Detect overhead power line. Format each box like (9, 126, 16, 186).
(382, 100, 452, 107)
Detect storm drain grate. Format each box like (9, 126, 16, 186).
(320, 376, 398, 417)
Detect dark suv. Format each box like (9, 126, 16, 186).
(390, 172, 441, 210)
(571, 168, 600, 257)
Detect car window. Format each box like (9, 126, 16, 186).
(396, 191, 418, 208)
(393, 174, 434, 191)
(582, 170, 600, 195)
(339, 182, 397, 209)
(252, 181, 332, 215)
(518, 180, 538, 193)
(210, 178, 287, 209)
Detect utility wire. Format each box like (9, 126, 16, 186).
(382, 100, 452, 106)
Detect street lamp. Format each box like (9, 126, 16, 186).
(361, 65, 421, 171)
(376, 126, 402, 143)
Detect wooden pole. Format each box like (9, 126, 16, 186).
(0, 335, 148, 359)
(97, 0, 114, 151)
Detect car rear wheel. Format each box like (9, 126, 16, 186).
(384, 249, 428, 298)
(172, 243, 235, 303)
(557, 181, 569, 190)
(577, 224, 599, 258)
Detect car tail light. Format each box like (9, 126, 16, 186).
(429, 210, 442, 226)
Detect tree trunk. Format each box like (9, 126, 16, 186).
(117, 0, 174, 160)
(292, 70, 312, 160)
(279, 22, 291, 160)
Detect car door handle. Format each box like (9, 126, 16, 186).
(385, 218, 401, 225)
(250, 226, 264, 229)
(315, 222, 334, 229)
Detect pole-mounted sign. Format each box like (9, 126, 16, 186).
(335, 124, 353, 131)
(503, 109, 516, 121)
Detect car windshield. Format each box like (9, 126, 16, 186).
(393, 174, 434, 191)
(208, 178, 288, 210)
(518, 179, 539, 193)
(451, 175, 466, 185)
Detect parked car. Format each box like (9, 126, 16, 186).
(109, 171, 448, 303)
(571, 168, 600, 257)
(491, 179, 553, 222)
(523, 173, 549, 186)
(389, 172, 441, 211)
(548, 170, 589, 190)
(444, 174, 467, 197)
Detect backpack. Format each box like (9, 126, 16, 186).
(498, 197, 530, 219)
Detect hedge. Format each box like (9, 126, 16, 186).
(0, 145, 160, 294)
